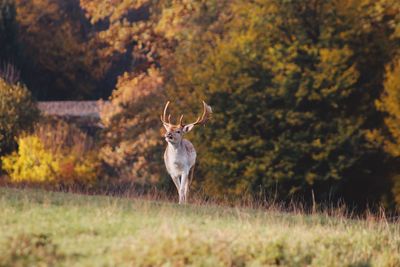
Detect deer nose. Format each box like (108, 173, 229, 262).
(166, 133, 172, 138)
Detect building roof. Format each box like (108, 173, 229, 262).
(37, 101, 110, 118)
(38, 101, 109, 119)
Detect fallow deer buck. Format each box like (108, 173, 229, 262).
(161, 101, 212, 204)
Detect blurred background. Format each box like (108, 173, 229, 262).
(1, 0, 400, 211)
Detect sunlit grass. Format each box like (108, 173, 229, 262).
(0, 187, 399, 266)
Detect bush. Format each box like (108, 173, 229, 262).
(1, 120, 99, 187)
(2, 135, 59, 183)
(0, 78, 39, 155)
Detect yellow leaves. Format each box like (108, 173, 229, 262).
(365, 129, 387, 148)
(318, 47, 358, 88)
(312, 138, 322, 148)
(80, 0, 150, 24)
(155, 1, 194, 40)
(305, 172, 317, 185)
(2, 136, 99, 186)
(319, 47, 351, 66)
(97, 21, 134, 53)
(2, 136, 59, 183)
(117, 68, 163, 101)
(58, 153, 99, 186)
(305, 47, 359, 102)
(378, 59, 400, 115)
(2, 121, 99, 186)
(0, 78, 39, 153)
(374, 58, 400, 157)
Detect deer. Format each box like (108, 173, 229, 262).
(160, 101, 212, 204)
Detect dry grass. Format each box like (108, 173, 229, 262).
(0, 187, 399, 267)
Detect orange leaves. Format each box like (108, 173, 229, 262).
(80, 0, 150, 23)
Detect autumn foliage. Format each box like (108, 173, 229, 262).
(0, 78, 38, 154)
(2, 120, 99, 186)
(1, 0, 400, 209)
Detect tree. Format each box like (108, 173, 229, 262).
(368, 57, 400, 208)
(0, 0, 18, 63)
(15, 0, 99, 99)
(0, 78, 39, 155)
(166, 0, 398, 204)
(88, 0, 224, 188)
(99, 68, 166, 187)
(79, 0, 174, 187)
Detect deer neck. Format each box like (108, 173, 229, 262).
(167, 140, 184, 152)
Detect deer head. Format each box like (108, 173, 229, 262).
(160, 101, 212, 144)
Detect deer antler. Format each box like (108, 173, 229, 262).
(190, 101, 213, 126)
(179, 115, 184, 126)
(161, 100, 212, 127)
(160, 101, 172, 126)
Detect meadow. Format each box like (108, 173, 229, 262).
(0, 187, 399, 267)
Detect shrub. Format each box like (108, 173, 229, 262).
(0, 78, 39, 155)
(33, 119, 94, 157)
(36, 119, 99, 187)
(1, 120, 99, 187)
(2, 136, 59, 183)
(57, 153, 99, 186)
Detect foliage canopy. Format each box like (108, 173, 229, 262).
(0, 78, 39, 155)
(2, 0, 400, 208)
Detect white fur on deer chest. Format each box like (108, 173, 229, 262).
(164, 139, 196, 177)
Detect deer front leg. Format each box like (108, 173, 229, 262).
(179, 172, 189, 204)
(171, 175, 180, 192)
(171, 175, 180, 194)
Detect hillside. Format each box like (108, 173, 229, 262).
(0, 188, 399, 267)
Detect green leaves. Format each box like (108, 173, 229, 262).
(0, 79, 39, 155)
(165, 0, 397, 202)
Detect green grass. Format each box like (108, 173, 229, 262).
(0, 187, 399, 267)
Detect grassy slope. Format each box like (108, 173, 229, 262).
(0, 188, 399, 267)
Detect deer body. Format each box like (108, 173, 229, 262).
(164, 140, 196, 178)
(161, 101, 212, 204)
(164, 139, 196, 204)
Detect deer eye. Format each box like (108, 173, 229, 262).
(176, 130, 181, 134)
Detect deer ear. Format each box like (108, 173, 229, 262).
(182, 124, 195, 133)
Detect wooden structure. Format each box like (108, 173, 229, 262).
(37, 101, 110, 134)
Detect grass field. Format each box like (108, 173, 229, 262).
(0, 188, 399, 267)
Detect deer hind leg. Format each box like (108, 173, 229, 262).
(184, 167, 194, 202)
(184, 180, 189, 202)
(179, 172, 189, 204)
